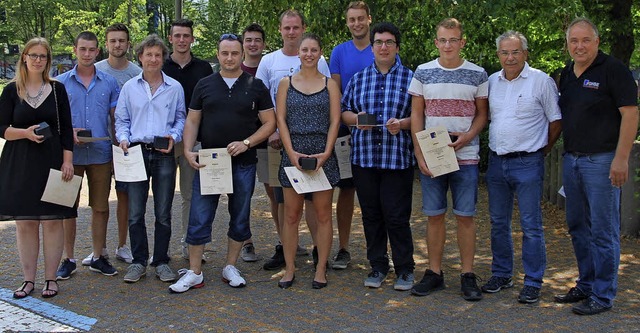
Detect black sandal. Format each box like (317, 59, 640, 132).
(42, 280, 58, 298)
(13, 281, 34, 299)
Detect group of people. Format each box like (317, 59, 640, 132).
(0, 1, 636, 317)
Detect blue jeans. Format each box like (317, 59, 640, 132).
(563, 151, 620, 307)
(128, 149, 176, 266)
(186, 163, 256, 245)
(486, 151, 546, 288)
(352, 165, 414, 275)
(420, 164, 478, 217)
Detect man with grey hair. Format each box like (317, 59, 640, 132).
(115, 34, 186, 284)
(481, 30, 561, 304)
(555, 18, 638, 315)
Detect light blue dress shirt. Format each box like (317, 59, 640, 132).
(115, 71, 186, 145)
(57, 66, 120, 165)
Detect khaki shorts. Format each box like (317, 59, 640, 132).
(74, 162, 112, 211)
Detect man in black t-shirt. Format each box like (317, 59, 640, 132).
(162, 19, 214, 262)
(169, 34, 276, 293)
(556, 17, 639, 316)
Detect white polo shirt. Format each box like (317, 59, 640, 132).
(488, 63, 561, 155)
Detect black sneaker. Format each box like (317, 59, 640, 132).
(481, 275, 514, 293)
(572, 298, 611, 315)
(410, 269, 445, 296)
(89, 255, 118, 276)
(461, 272, 483, 301)
(56, 258, 77, 280)
(554, 286, 588, 303)
(263, 245, 285, 271)
(332, 249, 351, 270)
(518, 285, 541, 303)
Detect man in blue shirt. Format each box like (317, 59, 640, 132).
(327, 0, 373, 270)
(115, 34, 186, 284)
(341, 22, 415, 291)
(56, 31, 120, 279)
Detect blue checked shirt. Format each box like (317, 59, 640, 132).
(341, 61, 414, 170)
(57, 66, 120, 165)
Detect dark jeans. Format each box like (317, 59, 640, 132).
(128, 149, 176, 266)
(352, 165, 415, 275)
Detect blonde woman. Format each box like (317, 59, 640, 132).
(0, 37, 74, 298)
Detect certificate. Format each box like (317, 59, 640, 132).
(267, 146, 282, 187)
(415, 126, 460, 177)
(256, 148, 269, 183)
(334, 135, 352, 179)
(41, 169, 83, 208)
(112, 145, 147, 182)
(284, 167, 332, 194)
(198, 148, 233, 195)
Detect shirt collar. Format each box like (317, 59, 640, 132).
(373, 59, 400, 75)
(498, 62, 531, 81)
(69, 64, 103, 81)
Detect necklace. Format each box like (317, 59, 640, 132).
(26, 82, 45, 106)
(148, 80, 163, 93)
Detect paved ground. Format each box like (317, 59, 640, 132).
(0, 139, 639, 332)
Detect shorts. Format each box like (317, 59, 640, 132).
(74, 162, 112, 211)
(420, 164, 478, 217)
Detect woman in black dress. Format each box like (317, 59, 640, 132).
(0, 37, 74, 298)
(276, 34, 341, 289)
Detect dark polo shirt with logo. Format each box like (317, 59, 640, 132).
(559, 50, 637, 153)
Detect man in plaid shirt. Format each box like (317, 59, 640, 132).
(341, 22, 415, 291)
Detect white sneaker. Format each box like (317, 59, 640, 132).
(169, 269, 204, 293)
(81, 248, 108, 266)
(221, 265, 246, 288)
(115, 245, 133, 264)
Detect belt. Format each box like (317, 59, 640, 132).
(130, 142, 156, 150)
(493, 148, 543, 158)
(568, 151, 593, 157)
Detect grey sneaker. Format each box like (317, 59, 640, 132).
(394, 272, 415, 291)
(364, 271, 387, 288)
(332, 249, 351, 270)
(123, 264, 147, 283)
(155, 264, 177, 282)
(241, 243, 258, 262)
(296, 245, 308, 256)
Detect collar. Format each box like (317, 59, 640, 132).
(136, 71, 173, 86)
(498, 62, 530, 81)
(167, 52, 196, 68)
(69, 65, 103, 81)
(373, 59, 400, 75)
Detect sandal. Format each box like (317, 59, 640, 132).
(42, 280, 59, 298)
(13, 281, 34, 299)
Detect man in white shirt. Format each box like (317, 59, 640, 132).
(481, 30, 561, 304)
(256, 9, 330, 270)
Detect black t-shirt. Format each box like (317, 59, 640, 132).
(559, 51, 638, 153)
(190, 71, 273, 164)
(162, 54, 213, 110)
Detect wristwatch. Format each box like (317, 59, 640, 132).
(243, 139, 251, 148)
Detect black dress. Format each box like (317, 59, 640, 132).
(0, 81, 76, 220)
(278, 77, 340, 188)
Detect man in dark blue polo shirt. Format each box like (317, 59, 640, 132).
(556, 17, 639, 315)
(163, 19, 214, 262)
(169, 34, 276, 292)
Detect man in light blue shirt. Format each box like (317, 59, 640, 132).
(56, 31, 120, 280)
(115, 34, 185, 284)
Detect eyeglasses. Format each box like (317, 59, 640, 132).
(437, 38, 461, 45)
(372, 39, 396, 47)
(219, 33, 239, 42)
(26, 54, 48, 61)
(498, 50, 524, 57)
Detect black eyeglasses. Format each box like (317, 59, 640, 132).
(219, 33, 239, 42)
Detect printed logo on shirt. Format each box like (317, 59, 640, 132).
(583, 79, 600, 89)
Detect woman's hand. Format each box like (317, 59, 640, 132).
(288, 150, 306, 170)
(26, 125, 44, 143)
(60, 161, 74, 182)
(309, 152, 330, 171)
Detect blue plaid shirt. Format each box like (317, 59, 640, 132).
(341, 61, 414, 170)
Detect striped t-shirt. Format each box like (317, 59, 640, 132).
(408, 59, 488, 164)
